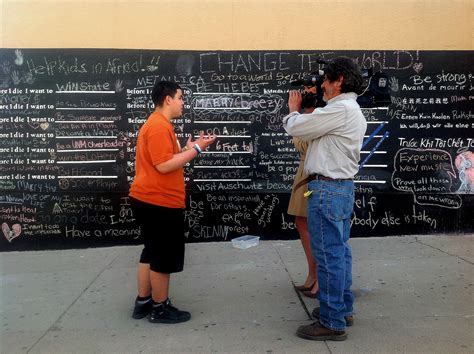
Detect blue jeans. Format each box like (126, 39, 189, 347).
(307, 179, 355, 331)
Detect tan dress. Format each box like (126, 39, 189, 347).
(287, 138, 308, 217)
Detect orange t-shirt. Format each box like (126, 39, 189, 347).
(129, 112, 185, 208)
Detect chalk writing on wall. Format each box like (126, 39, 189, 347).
(0, 49, 472, 250)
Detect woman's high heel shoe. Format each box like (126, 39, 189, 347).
(302, 289, 320, 299)
(294, 280, 316, 292)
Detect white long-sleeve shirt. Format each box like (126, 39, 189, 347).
(283, 92, 367, 179)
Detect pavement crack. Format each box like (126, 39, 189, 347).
(272, 242, 313, 320)
(26, 251, 123, 353)
(415, 237, 473, 265)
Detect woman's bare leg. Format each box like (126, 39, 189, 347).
(295, 216, 318, 289)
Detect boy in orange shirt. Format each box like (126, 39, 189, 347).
(129, 81, 216, 323)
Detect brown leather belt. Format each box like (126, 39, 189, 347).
(307, 174, 335, 182)
(294, 174, 351, 191)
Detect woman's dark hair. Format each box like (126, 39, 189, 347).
(301, 92, 326, 109)
(151, 81, 182, 106)
(324, 57, 363, 94)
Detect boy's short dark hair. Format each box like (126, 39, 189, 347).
(324, 57, 363, 94)
(151, 81, 182, 107)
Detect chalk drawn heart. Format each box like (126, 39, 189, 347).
(2, 222, 22, 242)
(413, 62, 423, 74)
(40, 122, 49, 130)
(28, 122, 40, 130)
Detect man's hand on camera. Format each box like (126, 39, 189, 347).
(288, 90, 302, 113)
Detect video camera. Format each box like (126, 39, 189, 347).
(290, 59, 391, 108)
(290, 70, 326, 88)
(290, 60, 327, 109)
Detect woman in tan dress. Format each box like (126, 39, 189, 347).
(287, 92, 323, 298)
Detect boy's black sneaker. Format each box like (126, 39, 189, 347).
(132, 296, 153, 319)
(149, 299, 191, 324)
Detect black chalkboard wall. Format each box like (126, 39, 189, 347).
(0, 49, 472, 250)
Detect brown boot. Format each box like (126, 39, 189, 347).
(311, 307, 354, 327)
(296, 322, 347, 341)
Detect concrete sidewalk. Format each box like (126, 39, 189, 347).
(1, 235, 473, 353)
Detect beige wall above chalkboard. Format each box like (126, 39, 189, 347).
(1, 0, 472, 50)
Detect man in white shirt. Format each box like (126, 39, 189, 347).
(283, 57, 366, 341)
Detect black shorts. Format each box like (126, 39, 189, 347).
(130, 197, 185, 274)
